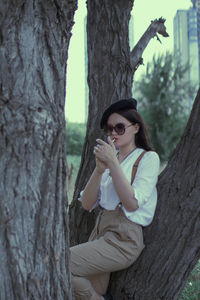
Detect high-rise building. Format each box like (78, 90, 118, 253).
(193, 0, 200, 9)
(174, 10, 190, 81)
(173, 1, 199, 85)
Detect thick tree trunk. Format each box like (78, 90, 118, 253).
(108, 90, 200, 299)
(0, 1, 77, 299)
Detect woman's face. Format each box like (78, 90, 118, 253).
(106, 113, 139, 148)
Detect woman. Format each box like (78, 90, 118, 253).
(70, 98, 160, 300)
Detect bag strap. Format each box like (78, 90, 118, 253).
(131, 150, 146, 185)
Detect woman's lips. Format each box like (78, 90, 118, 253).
(112, 137, 118, 142)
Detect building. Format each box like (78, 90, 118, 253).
(173, 0, 200, 85)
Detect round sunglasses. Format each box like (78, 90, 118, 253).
(104, 123, 134, 136)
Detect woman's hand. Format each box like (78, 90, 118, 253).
(95, 157, 107, 174)
(93, 136, 118, 168)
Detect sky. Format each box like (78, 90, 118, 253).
(65, 0, 192, 123)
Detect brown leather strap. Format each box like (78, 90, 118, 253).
(131, 150, 146, 185)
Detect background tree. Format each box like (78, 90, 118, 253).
(69, 0, 200, 299)
(66, 122, 86, 155)
(66, 122, 86, 203)
(135, 52, 196, 162)
(0, 1, 77, 299)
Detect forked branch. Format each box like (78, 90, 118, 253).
(130, 17, 169, 71)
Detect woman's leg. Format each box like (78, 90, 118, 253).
(70, 236, 133, 300)
(88, 272, 110, 295)
(71, 208, 144, 299)
(71, 276, 105, 300)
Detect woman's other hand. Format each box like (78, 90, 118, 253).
(93, 137, 117, 167)
(95, 158, 107, 174)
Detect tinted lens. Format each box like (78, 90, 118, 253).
(104, 123, 126, 135)
(115, 123, 125, 135)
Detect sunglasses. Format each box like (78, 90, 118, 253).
(104, 123, 134, 136)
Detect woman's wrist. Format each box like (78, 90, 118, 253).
(107, 157, 120, 170)
(94, 167, 104, 176)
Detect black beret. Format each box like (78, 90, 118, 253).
(100, 98, 137, 128)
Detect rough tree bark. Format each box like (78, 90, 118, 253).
(69, 0, 200, 299)
(0, 1, 77, 299)
(108, 90, 200, 299)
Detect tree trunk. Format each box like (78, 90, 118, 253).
(108, 89, 200, 299)
(69, 0, 168, 246)
(0, 1, 77, 299)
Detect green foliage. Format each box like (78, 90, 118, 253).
(66, 122, 86, 155)
(67, 155, 82, 203)
(67, 154, 82, 172)
(179, 260, 200, 300)
(134, 52, 196, 162)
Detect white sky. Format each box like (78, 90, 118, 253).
(65, 0, 192, 123)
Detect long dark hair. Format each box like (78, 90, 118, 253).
(116, 109, 152, 151)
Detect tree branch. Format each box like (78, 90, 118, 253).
(130, 17, 169, 71)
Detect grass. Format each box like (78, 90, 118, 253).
(66, 154, 200, 299)
(179, 260, 200, 300)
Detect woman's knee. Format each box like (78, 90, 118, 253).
(71, 275, 93, 300)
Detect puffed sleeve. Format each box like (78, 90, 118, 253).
(132, 151, 160, 207)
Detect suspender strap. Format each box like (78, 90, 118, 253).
(131, 150, 146, 185)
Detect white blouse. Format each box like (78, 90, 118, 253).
(80, 148, 160, 227)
